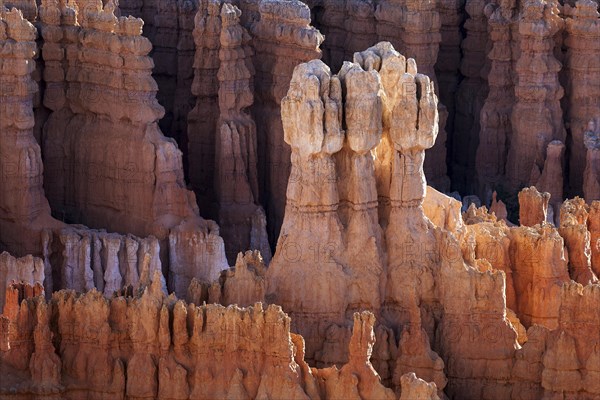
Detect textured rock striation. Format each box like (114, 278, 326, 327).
(455, 0, 490, 197)
(0, 6, 63, 256)
(0, 252, 43, 313)
(188, 0, 323, 248)
(38, 0, 229, 297)
(2, 2, 600, 400)
(188, 0, 270, 264)
(265, 42, 529, 398)
(564, 0, 600, 196)
(0, 281, 438, 400)
(476, 0, 520, 200)
(506, 0, 565, 191)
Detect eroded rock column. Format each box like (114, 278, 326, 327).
(506, 0, 565, 191)
(564, 0, 600, 195)
(0, 6, 61, 256)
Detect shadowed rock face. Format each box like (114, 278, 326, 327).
(0, 1, 228, 300)
(122, 0, 598, 237)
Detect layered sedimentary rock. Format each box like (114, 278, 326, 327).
(476, 0, 519, 199)
(0, 6, 63, 256)
(249, 0, 324, 243)
(559, 198, 598, 285)
(535, 140, 565, 217)
(509, 222, 569, 329)
(505, 0, 565, 191)
(188, 1, 270, 264)
(265, 43, 529, 398)
(187, 0, 222, 217)
(379, 0, 449, 191)
(38, 0, 228, 296)
(188, 0, 323, 246)
(302, 0, 451, 192)
(0, 282, 436, 399)
(0, 252, 43, 313)
(564, 0, 600, 195)
(0, 4, 173, 304)
(51, 226, 167, 297)
(435, 0, 464, 186)
(518, 186, 550, 227)
(455, 0, 490, 196)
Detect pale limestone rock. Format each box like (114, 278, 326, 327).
(423, 186, 465, 236)
(0, 252, 44, 313)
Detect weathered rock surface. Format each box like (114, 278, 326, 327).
(189, 1, 270, 264)
(584, 119, 600, 202)
(0, 282, 436, 399)
(38, 0, 229, 297)
(0, 252, 44, 313)
(565, 0, 600, 196)
(506, 0, 565, 191)
(267, 42, 523, 398)
(2, 1, 600, 399)
(0, 6, 63, 256)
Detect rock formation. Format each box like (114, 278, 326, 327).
(188, 1, 270, 264)
(249, 0, 324, 243)
(188, 0, 323, 247)
(564, 0, 600, 195)
(436, 0, 464, 188)
(0, 282, 438, 399)
(0, 6, 62, 256)
(476, 0, 519, 199)
(559, 198, 598, 285)
(535, 140, 565, 216)
(506, 0, 565, 191)
(518, 186, 550, 227)
(584, 119, 600, 202)
(266, 42, 526, 398)
(0, 252, 44, 313)
(38, 0, 229, 297)
(2, 1, 600, 399)
(455, 0, 490, 197)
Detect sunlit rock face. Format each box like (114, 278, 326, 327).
(1, 0, 600, 399)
